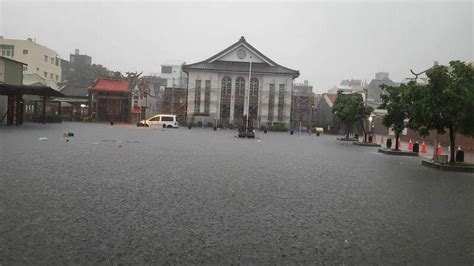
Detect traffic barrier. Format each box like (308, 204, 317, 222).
(380, 135, 384, 145)
(408, 139, 413, 150)
(421, 141, 427, 153)
(437, 143, 442, 156)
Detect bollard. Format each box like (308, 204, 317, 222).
(110, 121, 114, 126)
(188, 125, 192, 130)
(264, 129, 268, 134)
(213, 126, 217, 131)
(290, 131, 294, 135)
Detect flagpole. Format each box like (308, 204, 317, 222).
(246, 55, 252, 132)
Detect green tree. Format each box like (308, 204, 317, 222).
(379, 83, 412, 150)
(332, 91, 373, 139)
(406, 61, 474, 162)
(68, 64, 110, 86)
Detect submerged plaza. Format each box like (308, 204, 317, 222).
(1, 122, 473, 264)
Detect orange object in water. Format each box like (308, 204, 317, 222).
(437, 143, 442, 156)
(408, 139, 413, 150)
(421, 141, 427, 153)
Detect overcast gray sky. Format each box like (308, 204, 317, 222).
(1, 0, 472, 93)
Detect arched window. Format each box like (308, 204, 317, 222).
(235, 77, 245, 96)
(250, 78, 259, 96)
(221, 76, 231, 95)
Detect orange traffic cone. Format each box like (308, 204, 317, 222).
(437, 143, 442, 156)
(421, 141, 427, 153)
(458, 145, 462, 150)
(408, 139, 413, 150)
(380, 135, 385, 145)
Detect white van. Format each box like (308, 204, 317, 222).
(138, 114, 179, 128)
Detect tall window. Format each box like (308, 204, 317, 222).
(204, 80, 211, 115)
(250, 78, 259, 96)
(44, 55, 48, 62)
(277, 84, 285, 121)
(268, 84, 275, 122)
(235, 77, 245, 96)
(221, 77, 231, 95)
(23, 49, 28, 54)
(194, 80, 201, 114)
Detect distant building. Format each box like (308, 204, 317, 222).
(0, 37, 61, 89)
(160, 61, 187, 88)
(290, 80, 318, 129)
(61, 49, 92, 83)
(183, 36, 299, 127)
(315, 93, 341, 134)
(155, 61, 188, 123)
(131, 76, 158, 122)
(328, 79, 367, 94)
(366, 72, 395, 109)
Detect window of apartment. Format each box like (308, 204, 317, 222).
(277, 84, 285, 121)
(161, 66, 172, 74)
(55, 58, 59, 66)
(235, 77, 245, 96)
(56, 75, 59, 81)
(23, 65, 28, 72)
(204, 80, 211, 115)
(44, 55, 48, 62)
(51, 58, 54, 64)
(6, 50, 11, 56)
(194, 80, 201, 114)
(44, 72, 48, 78)
(23, 49, 28, 54)
(268, 83, 275, 122)
(50, 73, 54, 79)
(36, 67, 40, 71)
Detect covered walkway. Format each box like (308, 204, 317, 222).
(0, 83, 64, 126)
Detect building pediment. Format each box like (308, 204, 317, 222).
(183, 36, 299, 78)
(210, 44, 267, 64)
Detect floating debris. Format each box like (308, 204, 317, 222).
(39, 137, 48, 141)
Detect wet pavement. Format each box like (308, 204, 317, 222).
(1, 122, 473, 264)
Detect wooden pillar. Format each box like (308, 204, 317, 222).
(42, 96, 46, 124)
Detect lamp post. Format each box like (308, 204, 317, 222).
(80, 103, 86, 121)
(310, 104, 315, 134)
(368, 116, 373, 142)
(362, 88, 368, 143)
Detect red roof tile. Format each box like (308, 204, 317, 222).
(91, 79, 130, 92)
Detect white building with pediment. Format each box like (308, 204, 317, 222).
(182, 36, 299, 127)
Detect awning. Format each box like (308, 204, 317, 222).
(0, 83, 64, 97)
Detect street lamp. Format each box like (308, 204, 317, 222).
(362, 88, 368, 142)
(80, 104, 86, 121)
(368, 116, 373, 142)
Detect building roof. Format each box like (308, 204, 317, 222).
(323, 94, 337, 108)
(0, 83, 64, 97)
(183, 36, 300, 78)
(59, 85, 89, 98)
(0, 56, 27, 65)
(90, 79, 130, 92)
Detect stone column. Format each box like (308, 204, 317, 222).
(229, 76, 235, 124)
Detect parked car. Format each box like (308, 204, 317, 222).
(137, 114, 179, 128)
